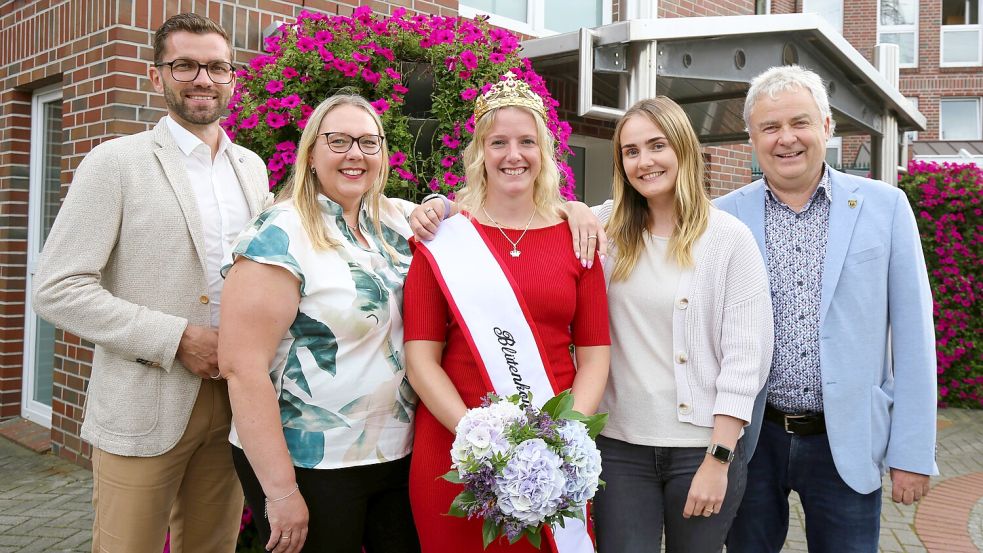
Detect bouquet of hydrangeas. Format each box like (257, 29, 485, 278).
(443, 390, 607, 549)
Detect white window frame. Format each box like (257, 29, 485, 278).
(459, 0, 613, 38)
(878, 0, 920, 68)
(826, 136, 843, 167)
(940, 97, 983, 140)
(756, 0, 773, 15)
(22, 84, 63, 428)
(904, 96, 919, 142)
(940, 0, 982, 67)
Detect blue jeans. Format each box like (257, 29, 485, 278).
(593, 435, 748, 553)
(726, 419, 881, 553)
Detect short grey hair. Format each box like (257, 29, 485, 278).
(743, 65, 835, 136)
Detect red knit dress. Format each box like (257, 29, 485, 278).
(403, 221, 610, 553)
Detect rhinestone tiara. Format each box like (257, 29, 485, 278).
(473, 71, 548, 122)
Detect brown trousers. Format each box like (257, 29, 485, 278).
(90, 379, 244, 553)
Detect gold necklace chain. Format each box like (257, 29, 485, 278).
(481, 206, 536, 258)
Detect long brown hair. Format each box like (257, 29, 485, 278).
(608, 96, 710, 281)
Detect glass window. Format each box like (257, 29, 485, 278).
(881, 0, 918, 25)
(545, 0, 604, 33)
(462, 0, 529, 22)
(943, 0, 979, 24)
(825, 137, 843, 168)
(803, 0, 844, 33)
(940, 98, 982, 140)
(941, 1, 981, 66)
(878, 0, 918, 67)
(904, 97, 919, 142)
(461, 0, 609, 37)
(880, 32, 917, 64)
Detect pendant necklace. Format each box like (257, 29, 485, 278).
(481, 206, 536, 258)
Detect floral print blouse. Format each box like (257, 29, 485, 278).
(223, 195, 418, 469)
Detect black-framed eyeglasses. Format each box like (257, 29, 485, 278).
(155, 58, 235, 84)
(320, 132, 386, 155)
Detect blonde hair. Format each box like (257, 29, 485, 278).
(608, 96, 710, 281)
(281, 94, 397, 260)
(455, 106, 564, 217)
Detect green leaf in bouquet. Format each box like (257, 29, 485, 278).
(441, 469, 465, 484)
(525, 527, 543, 549)
(447, 490, 476, 518)
(541, 389, 573, 418)
(585, 412, 609, 439)
(482, 518, 500, 549)
(568, 508, 586, 523)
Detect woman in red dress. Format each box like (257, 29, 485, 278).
(403, 74, 611, 552)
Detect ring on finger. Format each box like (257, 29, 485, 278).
(587, 235, 597, 240)
(425, 207, 435, 213)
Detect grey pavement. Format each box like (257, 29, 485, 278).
(1, 409, 982, 552)
(0, 439, 92, 552)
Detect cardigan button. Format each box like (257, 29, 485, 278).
(678, 403, 692, 414)
(676, 352, 688, 364)
(677, 298, 689, 309)
(199, 295, 210, 304)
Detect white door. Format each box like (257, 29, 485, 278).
(22, 86, 63, 427)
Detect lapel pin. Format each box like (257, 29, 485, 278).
(239, 157, 244, 163)
(848, 199, 857, 209)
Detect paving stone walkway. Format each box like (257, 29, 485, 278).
(0, 409, 981, 552)
(0, 437, 92, 552)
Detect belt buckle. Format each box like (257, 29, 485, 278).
(783, 414, 807, 434)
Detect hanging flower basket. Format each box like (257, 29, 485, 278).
(222, 6, 577, 203)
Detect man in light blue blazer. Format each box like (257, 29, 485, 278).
(718, 65, 938, 553)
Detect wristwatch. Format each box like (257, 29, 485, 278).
(706, 443, 735, 464)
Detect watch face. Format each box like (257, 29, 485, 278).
(709, 444, 734, 463)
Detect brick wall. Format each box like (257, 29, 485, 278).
(0, 0, 459, 467)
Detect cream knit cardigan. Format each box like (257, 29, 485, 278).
(595, 203, 775, 427)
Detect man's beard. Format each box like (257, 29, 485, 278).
(163, 84, 229, 126)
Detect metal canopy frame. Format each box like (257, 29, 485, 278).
(522, 14, 926, 148)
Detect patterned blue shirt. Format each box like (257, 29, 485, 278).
(763, 165, 832, 413)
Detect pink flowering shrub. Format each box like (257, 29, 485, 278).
(223, 6, 577, 202)
(899, 161, 983, 408)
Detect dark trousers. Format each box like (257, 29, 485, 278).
(592, 435, 748, 553)
(726, 419, 881, 553)
(232, 447, 420, 553)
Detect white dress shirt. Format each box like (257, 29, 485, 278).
(165, 116, 250, 327)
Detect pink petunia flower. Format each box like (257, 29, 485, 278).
(371, 98, 390, 114)
(265, 80, 284, 94)
(389, 151, 407, 166)
(266, 112, 289, 129)
(441, 134, 460, 149)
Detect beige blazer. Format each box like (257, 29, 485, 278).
(33, 119, 269, 457)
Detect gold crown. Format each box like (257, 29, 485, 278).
(473, 71, 548, 122)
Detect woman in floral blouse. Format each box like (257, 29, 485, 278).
(218, 94, 420, 553)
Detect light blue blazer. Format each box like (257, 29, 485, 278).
(715, 168, 939, 494)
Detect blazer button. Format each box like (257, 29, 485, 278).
(199, 295, 210, 304)
(676, 352, 688, 364)
(678, 403, 692, 414)
(677, 298, 689, 309)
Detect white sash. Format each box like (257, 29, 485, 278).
(417, 214, 593, 553)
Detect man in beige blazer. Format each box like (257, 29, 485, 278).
(33, 14, 269, 553)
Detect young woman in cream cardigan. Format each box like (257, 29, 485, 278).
(590, 96, 774, 553)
